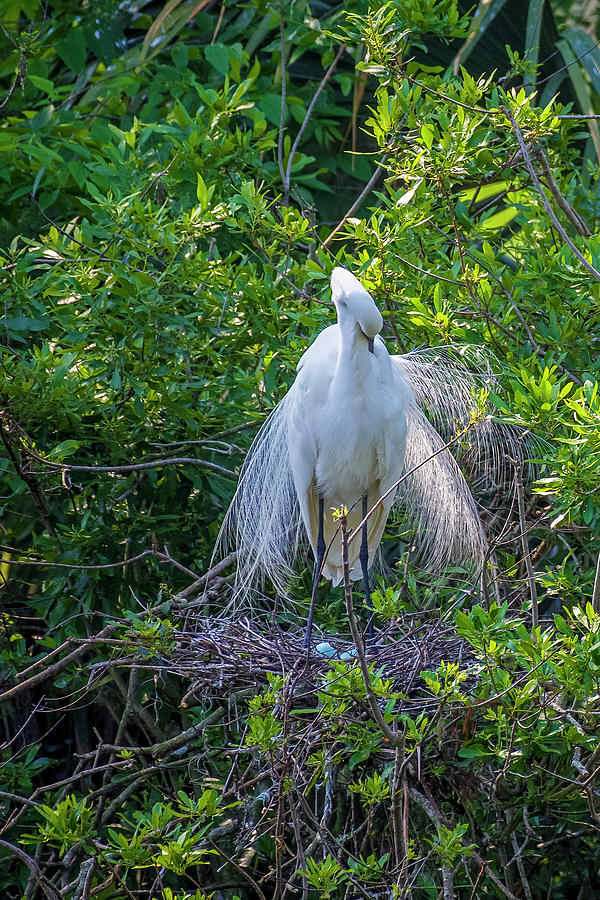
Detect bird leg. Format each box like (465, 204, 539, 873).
(360, 493, 375, 642)
(304, 496, 325, 649)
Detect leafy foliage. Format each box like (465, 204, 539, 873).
(2, 0, 600, 897)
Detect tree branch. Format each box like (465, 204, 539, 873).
(323, 154, 387, 247)
(501, 104, 600, 281)
(283, 42, 347, 205)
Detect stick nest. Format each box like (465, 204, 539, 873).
(172, 613, 475, 702)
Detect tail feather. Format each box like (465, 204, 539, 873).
(397, 405, 487, 570)
(393, 346, 530, 499)
(216, 394, 301, 603)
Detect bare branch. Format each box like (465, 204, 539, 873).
(340, 510, 400, 747)
(278, 12, 287, 193)
(34, 453, 237, 479)
(323, 154, 387, 247)
(283, 43, 347, 205)
(0, 624, 119, 704)
(535, 147, 591, 237)
(0, 839, 60, 900)
(513, 460, 538, 631)
(501, 104, 600, 282)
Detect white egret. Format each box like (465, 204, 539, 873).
(220, 266, 514, 643)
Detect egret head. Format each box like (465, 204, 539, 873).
(330, 267, 383, 344)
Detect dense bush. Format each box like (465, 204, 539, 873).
(2, 0, 600, 897)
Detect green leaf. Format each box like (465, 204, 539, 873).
(205, 42, 229, 76)
(482, 241, 495, 264)
(421, 123, 435, 150)
(28, 75, 54, 94)
(258, 93, 284, 126)
(48, 441, 81, 459)
(56, 28, 87, 72)
(4, 316, 49, 331)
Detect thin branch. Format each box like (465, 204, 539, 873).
(0, 67, 21, 112)
(278, 12, 287, 193)
(148, 708, 224, 758)
(407, 789, 454, 899)
(175, 552, 238, 600)
(509, 830, 533, 900)
(500, 104, 600, 282)
(535, 147, 591, 237)
(283, 42, 347, 205)
(391, 742, 405, 868)
(211, 0, 226, 44)
(512, 460, 538, 631)
(34, 454, 237, 479)
(323, 155, 387, 247)
(0, 839, 61, 900)
(0, 624, 119, 704)
(428, 219, 583, 385)
(392, 251, 464, 285)
(340, 511, 400, 746)
(347, 417, 482, 545)
(208, 842, 268, 900)
(407, 75, 491, 115)
(0, 547, 200, 581)
(536, 39, 600, 87)
(556, 113, 600, 120)
(470, 851, 520, 900)
(592, 550, 600, 615)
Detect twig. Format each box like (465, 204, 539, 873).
(287, 42, 347, 181)
(425, 220, 583, 386)
(0, 839, 60, 900)
(112, 670, 164, 743)
(535, 147, 591, 237)
(509, 830, 533, 900)
(283, 42, 346, 205)
(175, 552, 238, 600)
(407, 75, 490, 115)
(392, 250, 463, 285)
(71, 857, 95, 900)
(512, 460, 538, 631)
(348, 418, 482, 545)
(0, 624, 119, 704)
(0, 415, 58, 539)
(209, 842, 268, 900)
(407, 789, 454, 899)
(391, 742, 405, 868)
(340, 511, 400, 746)
(138, 152, 180, 203)
(535, 829, 586, 849)
(0, 66, 21, 112)
(149, 708, 224, 758)
(278, 13, 287, 194)
(591, 550, 600, 614)
(211, 0, 226, 44)
(0, 547, 200, 581)
(501, 104, 600, 282)
(0, 790, 41, 809)
(470, 851, 520, 900)
(556, 113, 600, 120)
(323, 155, 387, 247)
(33, 454, 236, 479)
